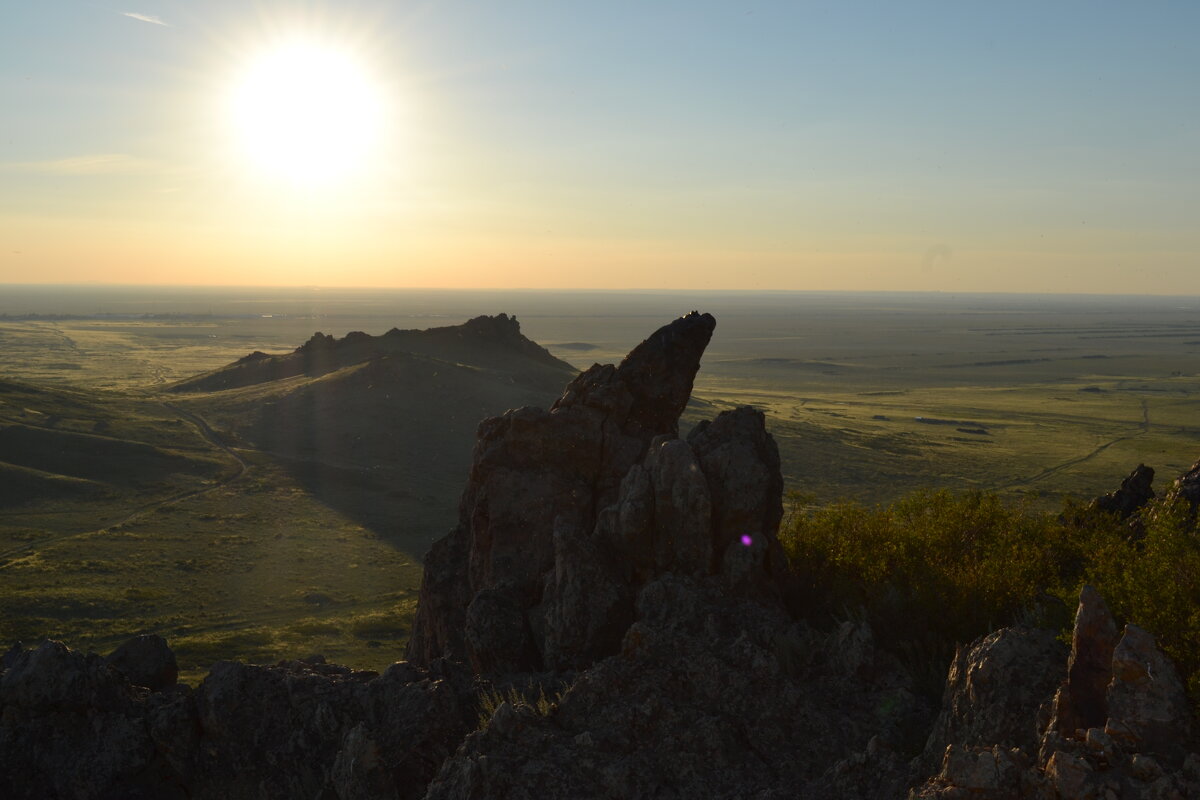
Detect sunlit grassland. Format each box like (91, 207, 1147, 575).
(0, 454, 426, 684)
(690, 370, 1200, 508)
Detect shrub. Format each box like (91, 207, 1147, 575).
(778, 488, 1200, 707)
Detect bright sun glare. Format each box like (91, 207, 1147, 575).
(229, 40, 384, 187)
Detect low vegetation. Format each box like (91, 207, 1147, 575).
(476, 685, 563, 730)
(779, 489, 1200, 705)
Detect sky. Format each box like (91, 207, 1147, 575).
(1, 1, 1198, 292)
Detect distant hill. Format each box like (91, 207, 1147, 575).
(168, 313, 572, 395)
(171, 315, 580, 536)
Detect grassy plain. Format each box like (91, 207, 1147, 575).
(2, 290, 1199, 678)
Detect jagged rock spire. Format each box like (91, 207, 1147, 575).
(405, 311, 793, 674)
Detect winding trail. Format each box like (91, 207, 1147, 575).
(992, 398, 1152, 491)
(0, 404, 248, 567)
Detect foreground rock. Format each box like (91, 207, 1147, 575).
(427, 576, 929, 800)
(913, 586, 1200, 799)
(0, 643, 475, 800)
(918, 626, 1067, 774)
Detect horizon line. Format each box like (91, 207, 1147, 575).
(2, 282, 1200, 300)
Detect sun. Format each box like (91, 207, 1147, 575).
(228, 40, 384, 187)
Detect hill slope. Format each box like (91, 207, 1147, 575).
(172, 315, 580, 537)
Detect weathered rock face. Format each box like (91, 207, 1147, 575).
(1106, 624, 1194, 760)
(919, 626, 1067, 773)
(1091, 463, 1155, 519)
(1048, 584, 1120, 736)
(914, 586, 1200, 800)
(0, 640, 172, 800)
(406, 312, 717, 672)
(1166, 458, 1200, 512)
(688, 407, 786, 598)
(0, 642, 477, 800)
(426, 575, 930, 800)
(191, 657, 475, 800)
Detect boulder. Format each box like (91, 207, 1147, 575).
(912, 588, 1200, 800)
(1091, 463, 1155, 519)
(106, 634, 178, 691)
(920, 626, 1066, 774)
(1105, 624, 1193, 760)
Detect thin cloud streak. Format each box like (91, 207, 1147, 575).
(121, 12, 170, 27)
(0, 154, 156, 175)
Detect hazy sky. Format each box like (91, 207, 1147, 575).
(2, 2, 1197, 291)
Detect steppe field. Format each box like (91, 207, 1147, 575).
(3, 286, 1199, 679)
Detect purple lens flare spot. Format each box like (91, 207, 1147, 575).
(740, 534, 753, 547)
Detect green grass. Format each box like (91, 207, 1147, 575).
(476, 685, 563, 730)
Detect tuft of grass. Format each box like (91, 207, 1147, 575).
(476, 685, 562, 730)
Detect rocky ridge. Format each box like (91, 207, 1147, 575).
(168, 313, 573, 394)
(3, 312, 1198, 799)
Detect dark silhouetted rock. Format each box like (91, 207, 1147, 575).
(192, 657, 475, 799)
(0, 640, 174, 799)
(406, 312, 716, 671)
(427, 575, 929, 800)
(689, 406, 787, 598)
(0, 639, 479, 800)
(106, 634, 178, 691)
(1091, 463, 1155, 519)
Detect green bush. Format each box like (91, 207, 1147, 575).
(1081, 497, 1200, 701)
(778, 489, 1200, 706)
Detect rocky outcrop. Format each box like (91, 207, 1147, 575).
(919, 626, 1067, 773)
(0, 643, 476, 800)
(1165, 458, 1200, 512)
(406, 312, 717, 672)
(1047, 584, 1120, 737)
(190, 657, 474, 799)
(426, 576, 929, 800)
(0, 640, 174, 800)
(106, 633, 178, 691)
(1106, 624, 1194, 759)
(914, 586, 1200, 800)
(1091, 463, 1155, 519)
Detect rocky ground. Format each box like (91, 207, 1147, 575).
(3, 312, 1198, 799)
